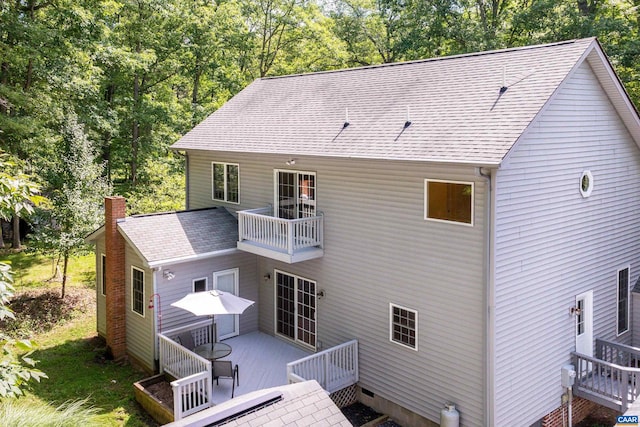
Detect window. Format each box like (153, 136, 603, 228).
(390, 303, 418, 350)
(101, 254, 106, 296)
(212, 162, 239, 203)
(275, 170, 316, 219)
(132, 267, 145, 317)
(617, 267, 630, 335)
(580, 170, 594, 198)
(193, 278, 207, 293)
(425, 179, 473, 225)
(275, 270, 316, 348)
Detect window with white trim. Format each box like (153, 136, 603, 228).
(425, 179, 473, 225)
(390, 303, 418, 350)
(617, 267, 630, 335)
(132, 267, 145, 316)
(193, 277, 207, 293)
(101, 254, 106, 296)
(212, 162, 239, 203)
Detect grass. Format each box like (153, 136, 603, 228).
(0, 250, 156, 426)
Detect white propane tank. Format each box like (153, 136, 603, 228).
(440, 403, 460, 427)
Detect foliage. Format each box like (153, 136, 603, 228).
(0, 397, 100, 427)
(0, 263, 47, 399)
(123, 156, 185, 215)
(2, 0, 640, 213)
(29, 113, 111, 298)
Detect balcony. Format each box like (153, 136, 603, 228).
(237, 207, 324, 263)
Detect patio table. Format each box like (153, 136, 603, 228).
(194, 342, 232, 361)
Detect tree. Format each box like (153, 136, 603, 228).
(31, 113, 111, 298)
(0, 153, 45, 249)
(0, 263, 47, 398)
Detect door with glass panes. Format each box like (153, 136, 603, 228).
(275, 171, 316, 219)
(214, 269, 239, 340)
(275, 270, 316, 348)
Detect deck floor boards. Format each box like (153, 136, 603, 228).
(210, 331, 310, 404)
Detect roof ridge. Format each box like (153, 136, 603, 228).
(262, 38, 594, 81)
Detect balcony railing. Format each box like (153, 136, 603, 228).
(237, 207, 324, 263)
(287, 340, 358, 393)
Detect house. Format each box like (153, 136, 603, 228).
(89, 37, 640, 426)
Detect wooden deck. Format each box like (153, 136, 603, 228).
(210, 331, 311, 404)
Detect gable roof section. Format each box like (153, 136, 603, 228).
(171, 38, 635, 166)
(117, 207, 238, 268)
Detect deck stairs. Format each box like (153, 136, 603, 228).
(572, 339, 640, 412)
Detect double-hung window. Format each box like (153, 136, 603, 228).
(617, 267, 630, 335)
(212, 162, 239, 203)
(425, 179, 473, 225)
(132, 267, 145, 317)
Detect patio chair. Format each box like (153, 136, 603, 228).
(175, 331, 195, 351)
(213, 360, 239, 398)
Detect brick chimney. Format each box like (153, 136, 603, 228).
(104, 196, 127, 361)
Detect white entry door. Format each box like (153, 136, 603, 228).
(575, 290, 593, 357)
(213, 269, 239, 340)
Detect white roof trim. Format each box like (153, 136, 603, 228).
(85, 225, 105, 243)
(147, 248, 240, 269)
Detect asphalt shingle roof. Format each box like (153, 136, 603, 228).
(172, 38, 596, 165)
(117, 207, 238, 265)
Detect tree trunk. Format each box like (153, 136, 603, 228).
(12, 215, 20, 249)
(0, 219, 5, 249)
(61, 251, 69, 299)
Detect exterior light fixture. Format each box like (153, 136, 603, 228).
(163, 270, 175, 280)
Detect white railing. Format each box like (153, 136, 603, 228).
(171, 371, 213, 420)
(159, 320, 213, 379)
(158, 321, 215, 420)
(287, 340, 358, 393)
(238, 207, 323, 255)
(572, 351, 640, 412)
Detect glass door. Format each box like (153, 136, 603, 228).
(275, 271, 316, 348)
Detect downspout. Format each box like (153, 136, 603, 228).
(152, 269, 159, 370)
(479, 167, 495, 427)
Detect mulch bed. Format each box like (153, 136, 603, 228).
(341, 402, 385, 426)
(575, 405, 620, 427)
(146, 380, 174, 408)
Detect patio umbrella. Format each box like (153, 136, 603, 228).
(171, 290, 255, 342)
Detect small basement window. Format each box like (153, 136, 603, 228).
(390, 303, 418, 350)
(193, 278, 207, 293)
(425, 179, 473, 225)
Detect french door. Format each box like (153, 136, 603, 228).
(213, 268, 239, 340)
(275, 270, 316, 348)
(276, 171, 316, 219)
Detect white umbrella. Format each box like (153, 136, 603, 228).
(171, 289, 255, 342)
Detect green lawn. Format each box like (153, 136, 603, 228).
(1, 251, 156, 426)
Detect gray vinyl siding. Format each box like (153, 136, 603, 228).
(95, 237, 106, 336)
(125, 245, 155, 371)
(493, 62, 640, 426)
(187, 152, 488, 425)
(156, 252, 259, 338)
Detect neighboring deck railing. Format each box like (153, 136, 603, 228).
(158, 320, 214, 420)
(572, 349, 640, 412)
(287, 340, 358, 393)
(238, 207, 323, 255)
